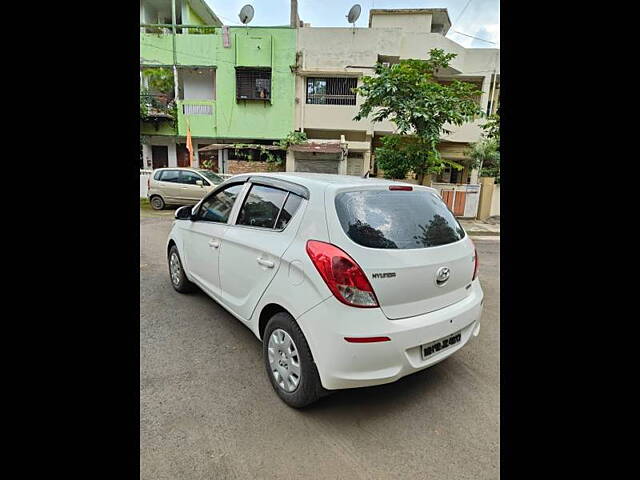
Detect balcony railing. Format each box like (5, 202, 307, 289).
(177, 100, 216, 137)
(140, 24, 218, 67)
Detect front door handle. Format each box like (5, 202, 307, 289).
(257, 258, 274, 268)
(208, 239, 220, 249)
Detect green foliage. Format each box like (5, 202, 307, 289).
(143, 68, 174, 97)
(354, 49, 482, 182)
(482, 113, 500, 145)
(467, 112, 500, 182)
(187, 26, 216, 35)
(376, 135, 463, 180)
(262, 131, 308, 169)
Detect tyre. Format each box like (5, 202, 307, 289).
(263, 312, 327, 408)
(168, 245, 195, 293)
(150, 195, 165, 210)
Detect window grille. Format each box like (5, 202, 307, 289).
(236, 68, 272, 101)
(306, 77, 357, 105)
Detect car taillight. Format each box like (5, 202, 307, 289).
(306, 240, 379, 308)
(472, 247, 479, 280)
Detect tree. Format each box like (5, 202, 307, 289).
(466, 112, 500, 182)
(466, 137, 500, 183)
(354, 49, 482, 183)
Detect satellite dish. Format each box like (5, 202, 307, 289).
(346, 4, 361, 25)
(238, 4, 254, 25)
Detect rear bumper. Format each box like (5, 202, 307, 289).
(297, 280, 484, 390)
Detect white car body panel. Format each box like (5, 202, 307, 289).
(167, 172, 484, 391)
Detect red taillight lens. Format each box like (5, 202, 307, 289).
(344, 336, 390, 343)
(306, 240, 379, 308)
(472, 247, 479, 280)
(389, 185, 413, 191)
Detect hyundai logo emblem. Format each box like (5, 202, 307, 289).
(435, 267, 451, 286)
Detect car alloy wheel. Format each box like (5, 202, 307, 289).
(267, 329, 301, 393)
(169, 252, 181, 286)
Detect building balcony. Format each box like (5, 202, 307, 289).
(140, 29, 218, 66)
(177, 100, 216, 137)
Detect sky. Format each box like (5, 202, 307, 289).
(205, 0, 499, 48)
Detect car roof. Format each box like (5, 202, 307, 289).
(233, 172, 433, 197)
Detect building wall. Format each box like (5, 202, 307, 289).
(296, 26, 499, 143)
(182, 69, 215, 100)
(490, 184, 500, 217)
(225, 160, 284, 175)
(141, 27, 297, 141)
(370, 13, 432, 32)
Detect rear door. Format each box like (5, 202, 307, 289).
(155, 169, 182, 202)
(219, 182, 305, 321)
(326, 185, 475, 320)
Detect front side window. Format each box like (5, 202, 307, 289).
(196, 184, 244, 223)
(159, 170, 180, 183)
(236, 68, 272, 101)
(306, 77, 357, 105)
(335, 189, 465, 249)
(179, 171, 204, 185)
(236, 185, 288, 229)
(197, 170, 223, 185)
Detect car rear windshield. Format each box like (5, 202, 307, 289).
(334, 189, 465, 249)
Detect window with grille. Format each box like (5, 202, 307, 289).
(236, 67, 272, 101)
(306, 77, 357, 105)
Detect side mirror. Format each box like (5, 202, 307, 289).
(175, 205, 193, 220)
(196, 180, 204, 187)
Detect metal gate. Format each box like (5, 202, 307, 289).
(430, 183, 481, 218)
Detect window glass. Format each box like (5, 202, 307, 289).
(179, 171, 203, 185)
(237, 185, 288, 229)
(275, 194, 303, 230)
(153, 171, 163, 180)
(197, 170, 223, 184)
(197, 184, 244, 223)
(335, 190, 465, 249)
(159, 170, 180, 183)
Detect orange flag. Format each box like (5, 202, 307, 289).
(186, 118, 194, 167)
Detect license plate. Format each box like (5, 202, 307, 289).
(420, 331, 462, 360)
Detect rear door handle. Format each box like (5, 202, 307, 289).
(257, 258, 274, 268)
(208, 239, 220, 249)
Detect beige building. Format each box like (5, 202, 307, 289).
(288, 7, 500, 182)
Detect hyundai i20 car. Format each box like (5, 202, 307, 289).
(166, 172, 483, 407)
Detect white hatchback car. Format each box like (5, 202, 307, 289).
(167, 172, 483, 407)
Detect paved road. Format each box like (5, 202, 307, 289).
(140, 214, 500, 480)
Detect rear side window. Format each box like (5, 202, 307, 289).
(275, 194, 303, 230)
(159, 170, 180, 183)
(334, 189, 465, 249)
(237, 185, 288, 229)
(197, 184, 244, 223)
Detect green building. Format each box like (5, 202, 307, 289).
(140, 0, 297, 174)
